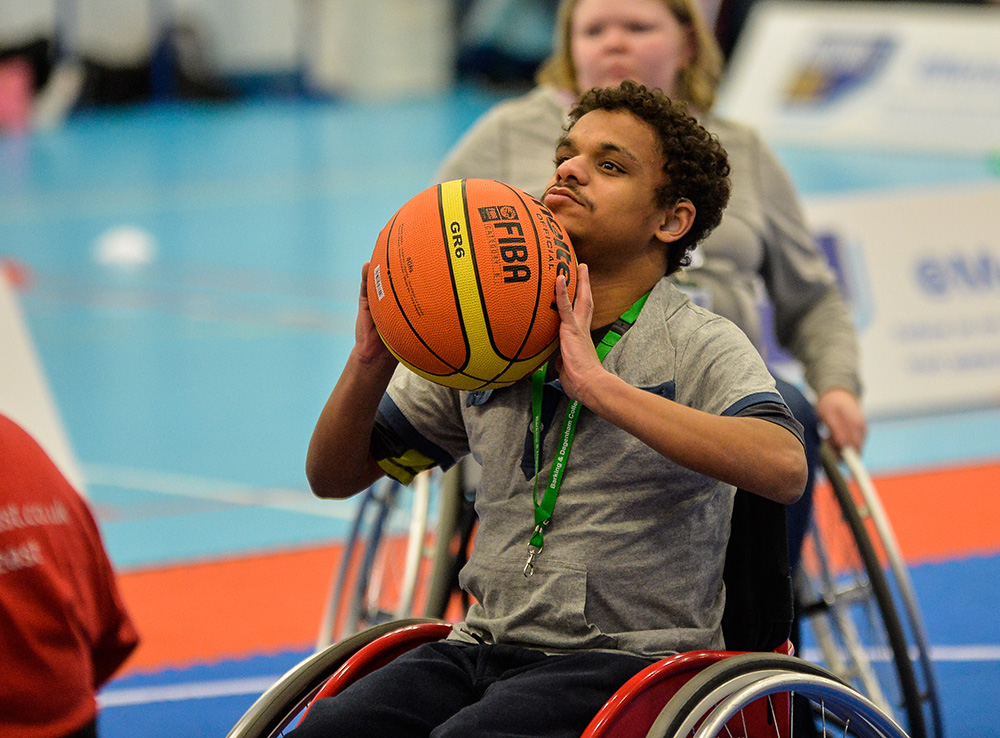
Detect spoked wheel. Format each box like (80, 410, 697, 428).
(317, 473, 436, 647)
(794, 443, 942, 738)
(647, 652, 911, 738)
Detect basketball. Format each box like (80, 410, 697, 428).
(367, 178, 577, 391)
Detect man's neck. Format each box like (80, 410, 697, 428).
(588, 272, 661, 328)
(574, 237, 667, 326)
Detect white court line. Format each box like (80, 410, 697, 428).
(99, 644, 1000, 708)
(84, 463, 356, 522)
(799, 643, 1000, 664)
(929, 644, 1000, 661)
(98, 675, 282, 707)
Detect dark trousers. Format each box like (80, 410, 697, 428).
(289, 640, 655, 738)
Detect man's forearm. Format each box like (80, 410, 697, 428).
(306, 351, 397, 499)
(582, 372, 808, 504)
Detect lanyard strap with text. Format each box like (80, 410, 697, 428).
(524, 291, 649, 577)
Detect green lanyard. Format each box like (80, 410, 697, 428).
(523, 291, 649, 577)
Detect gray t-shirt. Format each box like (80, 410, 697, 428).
(373, 279, 801, 658)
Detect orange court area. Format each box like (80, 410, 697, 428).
(116, 458, 1000, 675)
(116, 544, 339, 674)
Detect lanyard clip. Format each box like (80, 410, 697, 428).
(523, 542, 543, 578)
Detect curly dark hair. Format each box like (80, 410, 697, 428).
(567, 81, 731, 275)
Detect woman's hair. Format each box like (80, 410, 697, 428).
(536, 0, 724, 113)
(568, 82, 731, 274)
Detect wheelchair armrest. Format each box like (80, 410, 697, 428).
(308, 621, 453, 707)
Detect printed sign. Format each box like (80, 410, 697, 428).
(718, 0, 1000, 153)
(804, 185, 1000, 417)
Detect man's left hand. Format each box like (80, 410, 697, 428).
(553, 263, 604, 405)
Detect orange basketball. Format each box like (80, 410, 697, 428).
(367, 178, 577, 391)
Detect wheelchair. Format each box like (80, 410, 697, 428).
(232, 488, 911, 738)
(314, 438, 943, 738)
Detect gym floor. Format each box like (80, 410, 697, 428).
(1, 89, 998, 737)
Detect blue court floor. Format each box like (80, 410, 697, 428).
(2, 89, 998, 737)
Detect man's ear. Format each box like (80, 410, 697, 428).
(655, 199, 696, 243)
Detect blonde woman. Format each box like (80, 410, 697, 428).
(438, 0, 867, 569)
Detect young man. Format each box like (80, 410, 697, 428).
(300, 81, 807, 738)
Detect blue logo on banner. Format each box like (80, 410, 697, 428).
(784, 34, 895, 107)
(915, 248, 1000, 298)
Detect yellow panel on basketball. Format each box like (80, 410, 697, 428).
(367, 179, 577, 391)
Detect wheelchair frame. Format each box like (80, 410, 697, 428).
(316, 464, 473, 648)
(231, 620, 448, 738)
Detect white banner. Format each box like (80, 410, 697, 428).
(805, 184, 1000, 418)
(718, 1, 1000, 153)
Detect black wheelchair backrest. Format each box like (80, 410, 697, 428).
(720, 489, 793, 652)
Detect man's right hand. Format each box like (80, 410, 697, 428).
(354, 262, 398, 372)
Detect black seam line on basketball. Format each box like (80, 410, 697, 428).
(385, 196, 462, 375)
(452, 184, 513, 392)
(463, 183, 502, 370)
(466, 182, 554, 387)
(502, 183, 547, 362)
(458, 181, 530, 389)
(437, 180, 475, 374)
